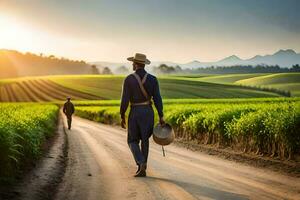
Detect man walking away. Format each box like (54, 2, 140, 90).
(120, 53, 165, 177)
(63, 97, 75, 130)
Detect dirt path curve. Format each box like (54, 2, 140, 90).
(55, 116, 300, 200)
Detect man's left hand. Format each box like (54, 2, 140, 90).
(121, 118, 126, 129)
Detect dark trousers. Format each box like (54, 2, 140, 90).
(127, 105, 154, 165)
(66, 115, 72, 129)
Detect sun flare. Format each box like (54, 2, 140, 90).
(0, 14, 37, 51)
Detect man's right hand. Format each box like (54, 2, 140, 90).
(159, 116, 166, 126)
(121, 118, 126, 129)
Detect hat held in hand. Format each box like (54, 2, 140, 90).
(153, 123, 175, 146)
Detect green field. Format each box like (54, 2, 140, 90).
(49, 75, 282, 99)
(236, 73, 300, 96)
(2, 73, 299, 102)
(173, 73, 300, 97)
(196, 73, 269, 84)
(74, 98, 300, 160)
(0, 103, 59, 181)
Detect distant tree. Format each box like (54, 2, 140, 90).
(175, 65, 182, 72)
(49, 55, 55, 59)
(292, 64, 300, 71)
(115, 66, 129, 74)
(155, 64, 176, 74)
(91, 65, 100, 74)
(102, 67, 113, 74)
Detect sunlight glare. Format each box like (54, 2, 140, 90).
(0, 14, 38, 51)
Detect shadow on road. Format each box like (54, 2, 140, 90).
(144, 176, 249, 200)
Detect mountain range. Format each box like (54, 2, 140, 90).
(91, 49, 300, 70)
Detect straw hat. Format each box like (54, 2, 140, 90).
(153, 123, 175, 146)
(127, 53, 151, 65)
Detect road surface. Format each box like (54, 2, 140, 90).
(55, 116, 300, 200)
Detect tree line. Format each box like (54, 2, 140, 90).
(0, 50, 112, 78)
(153, 64, 300, 74)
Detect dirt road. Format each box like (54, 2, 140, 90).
(55, 116, 300, 200)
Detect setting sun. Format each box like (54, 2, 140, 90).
(0, 14, 38, 51)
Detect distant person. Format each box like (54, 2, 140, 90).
(120, 53, 165, 177)
(63, 97, 75, 130)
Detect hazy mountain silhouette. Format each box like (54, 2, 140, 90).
(181, 49, 300, 68)
(92, 49, 300, 69)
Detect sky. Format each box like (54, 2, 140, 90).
(0, 0, 300, 63)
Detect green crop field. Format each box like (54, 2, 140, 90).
(0, 77, 101, 102)
(236, 73, 300, 96)
(0, 103, 59, 181)
(173, 72, 300, 97)
(196, 73, 269, 84)
(49, 75, 282, 99)
(0, 74, 285, 102)
(74, 98, 300, 160)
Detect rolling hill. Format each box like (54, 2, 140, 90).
(236, 73, 300, 96)
(195, 74, 269, 84)
(0, 75, 282, 102)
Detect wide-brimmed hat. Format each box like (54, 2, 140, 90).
(127, 53, 151, 65)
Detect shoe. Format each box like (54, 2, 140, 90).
(134, 163, 146, 177)
(135, 164, 140, 174)
(135, 169, 146, 177)
(135, 163, 147, 174)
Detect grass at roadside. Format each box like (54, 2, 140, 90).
(0, 103, 59, 182)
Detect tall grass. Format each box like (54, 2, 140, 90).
(0, 103, 59, 181)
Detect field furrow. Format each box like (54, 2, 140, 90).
(4, 85, 15, 102)
(12, 83, 33, 102)
(38, 79, 101, 100)
(21, 80, 53, 101)
(34, 79, 87, 100)
(16, 81, 42, 102)
(29, 80, 69, 100)
(0, 86, 9, 101)
(8, 84, 28, 102)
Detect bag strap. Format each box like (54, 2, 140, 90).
(132, 72, 149, 100)
(142, 73, 148, 84)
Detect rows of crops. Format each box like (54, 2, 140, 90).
(75, 99, 300, 160)
(51, 75, 284, 99)
(0, 79, 101, 102)
(0, 103, 59, 181)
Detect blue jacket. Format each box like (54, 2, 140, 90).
(120, 68, 163, 119)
